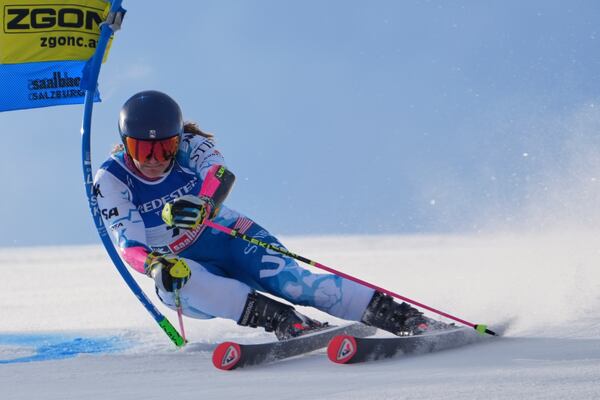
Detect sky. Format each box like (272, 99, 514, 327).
(2, 0, 600, 247)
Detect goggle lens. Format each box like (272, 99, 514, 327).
(124, 136, 180, 162)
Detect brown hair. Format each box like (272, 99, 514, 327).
(112, 121, 214, 154)
(183, 121, 214, 140)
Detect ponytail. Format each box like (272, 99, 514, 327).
(183, 121, 214, 140)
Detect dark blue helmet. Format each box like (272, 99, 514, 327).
(118, 90, 183, 141)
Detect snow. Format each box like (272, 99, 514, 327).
(1, 233, 599, 399)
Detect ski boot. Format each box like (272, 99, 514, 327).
(237, 292, 327, 340)
(361, 291, 449, 336)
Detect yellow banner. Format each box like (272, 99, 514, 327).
(0, 0, 111, 64)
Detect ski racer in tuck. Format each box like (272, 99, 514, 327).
(94, 90, 445, 340)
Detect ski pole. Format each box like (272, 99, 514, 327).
(174, 289, 187, 345)
(204, 220, 497, 336)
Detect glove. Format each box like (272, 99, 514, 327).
(162, 194, 214, 229)
(145, 252, 191, 293)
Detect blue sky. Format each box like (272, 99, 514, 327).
(2, 1, 600, 246)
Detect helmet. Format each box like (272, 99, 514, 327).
(119, 90, 183, 141)
(119, 90, 183, 162)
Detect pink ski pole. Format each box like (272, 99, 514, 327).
(204, 219, 496, 336)
(174, 289, 187, 344)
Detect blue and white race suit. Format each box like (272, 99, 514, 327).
(93, 133, 374, 323)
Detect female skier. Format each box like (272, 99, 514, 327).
(94, 90, 436, 340)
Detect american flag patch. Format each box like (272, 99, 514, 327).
(233, 217, 253, 234)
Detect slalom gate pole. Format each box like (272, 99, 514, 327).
(204, 220, 497, 336)
(80, 1, 185, 347)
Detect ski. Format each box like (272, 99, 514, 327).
(328, 326, 489, 364)
(212, 323, 377, 370)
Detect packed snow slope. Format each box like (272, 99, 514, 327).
(1, 233, 599, 399)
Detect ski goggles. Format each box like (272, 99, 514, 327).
(124, 135, 180, 163)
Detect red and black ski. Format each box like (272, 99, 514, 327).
(212, 323, 376, 370)
(328, 326, 488, 364)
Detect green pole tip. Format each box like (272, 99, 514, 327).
(474, 324, 498, 336)
(475, 324, 488, 334)
(158, 318, 186, 347)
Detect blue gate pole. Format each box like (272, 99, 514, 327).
(80, 0, 185, 347)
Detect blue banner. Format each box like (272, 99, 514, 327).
(0, 61, 100, 111)
(0, 0, 111, 112)
(0, 60, 100, 112)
